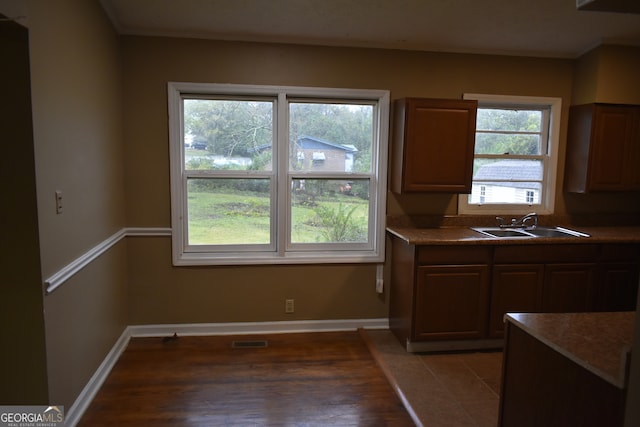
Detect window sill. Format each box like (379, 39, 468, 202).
(173, 250, 385, 266)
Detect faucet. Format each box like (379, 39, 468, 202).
(496, 213, 538, 229)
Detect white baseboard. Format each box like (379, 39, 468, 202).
(64, 318, 389, 426)
(65, 326, 132, 427)
(129, 318, 389, 337)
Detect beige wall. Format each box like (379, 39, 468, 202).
(573, 45, 640, 105)
(44, 244, 128, 410)
(27, 0, 128, 408)
(122, 36, 579, 325)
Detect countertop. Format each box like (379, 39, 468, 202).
(386, 225, 640, 245)
(504, 312, 634, 389)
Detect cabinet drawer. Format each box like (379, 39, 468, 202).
(600, 244, 640, 262)
(417, 246, 492, 265)
(494, 244, 598, 264)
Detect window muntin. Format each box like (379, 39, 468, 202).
(459, 94, 561, 215)
(168, 83, 389, 265)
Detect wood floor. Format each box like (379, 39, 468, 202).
(78, 331, 415, 426)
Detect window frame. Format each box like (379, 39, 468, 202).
(458, 94, 562, 216)
(168, 82, 390, 266)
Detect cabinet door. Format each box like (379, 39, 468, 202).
(628, 108, 640, 189)
(542, 263, 597, 313)
(589, 105, 637, 191)
(566, 104, 640, 193)
(598, 262, 639, 312)
(489, 264, 544, 338)
(414, 264, 489, 340)
(392, 98, 477, 193)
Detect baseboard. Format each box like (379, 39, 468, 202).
(65, 318, 389, 426)
(65, 326, 132, 427)
(129, 317, 389, 337)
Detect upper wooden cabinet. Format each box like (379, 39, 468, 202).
(391, 98, 477, 193)
(565, 103, 640, 193)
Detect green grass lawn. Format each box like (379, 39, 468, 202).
(187, 189, 369, 245)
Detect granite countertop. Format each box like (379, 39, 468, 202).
(504, 312, 635, 389)
(386, 225, 640, 245)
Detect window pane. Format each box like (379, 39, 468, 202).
(476, 109, 542, 132)
(289, 102, 373, 173)
(183, 99, 273, 171)
(468, 181, 541, 205)
(469, 159, 542, 204)
(473, 159, 543, 181)
(187, 178, 271, 245)
(290, 179, 370, 243)
(475, 132, 541, 155)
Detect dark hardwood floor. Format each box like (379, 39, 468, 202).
(78, 331, 415, 426)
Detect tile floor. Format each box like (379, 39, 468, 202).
(365, 330, 503, 427)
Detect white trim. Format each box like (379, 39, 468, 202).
(44, 227, 172, 295)
(125, 227, 172, 237)
(64, 326, 132, 427)
(44, 229, 126, 295)
(168, 82, 389, 266)
(129, 318, 389, 337)
(458, 93, 562, 216)
(65, 318, 389, 426)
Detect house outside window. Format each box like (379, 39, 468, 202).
(458, 94, 561, 215)
(168, 82, 389, 265)
(526, 190, 535, 204)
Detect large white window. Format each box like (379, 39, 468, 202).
(168, 83, 389, 265)
(458, 94, 561, 215)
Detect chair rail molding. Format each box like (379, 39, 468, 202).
(44, 227, 172, 294)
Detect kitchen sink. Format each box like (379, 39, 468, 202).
(471, 226, 590, 239)
(475, 229, 532, 238)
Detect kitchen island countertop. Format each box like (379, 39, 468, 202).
(504, 311, 635, 389)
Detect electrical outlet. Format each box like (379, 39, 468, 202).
(55, 190, 63, 214)
(285, 299, 294, 313)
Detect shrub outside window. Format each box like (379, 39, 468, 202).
(168, 83, 389, 265)
(458, 94, 561, 215)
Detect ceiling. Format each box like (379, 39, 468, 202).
(100, 0, 640, 58)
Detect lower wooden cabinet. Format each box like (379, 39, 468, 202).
(599, 262, 639, 311)
(489, 264, 543, 338)
(542, 263, 597, 313)
(389, 242, 492, 347)
(389, 236, 640, 350)
(598, 244, 640, 312)
(415, 265, 489, 340)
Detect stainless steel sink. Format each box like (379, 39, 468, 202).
(471, 226, 590, 239)
(475, 228, 532, 238)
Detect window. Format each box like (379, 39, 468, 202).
(458, 94, 561, 215)
(168, 83, 389, 265)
